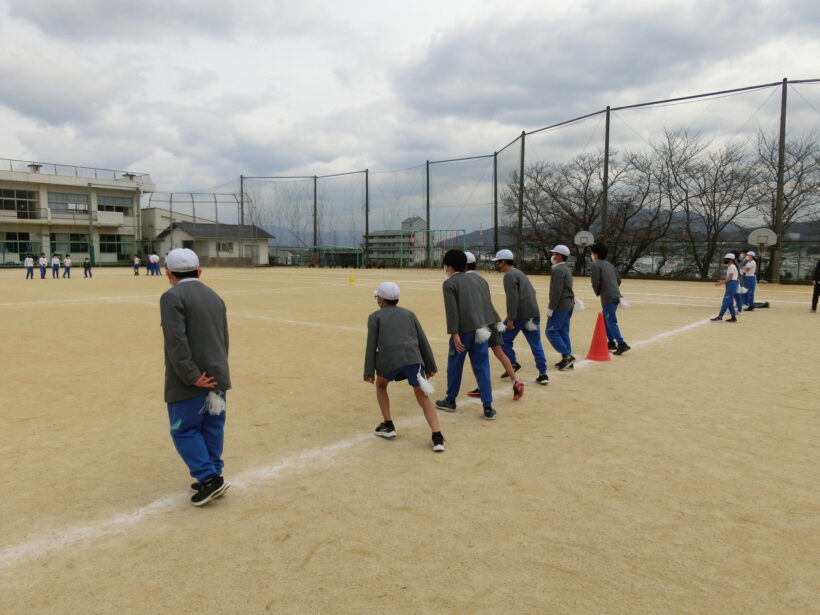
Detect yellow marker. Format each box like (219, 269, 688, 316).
(348, 271, 356, 286)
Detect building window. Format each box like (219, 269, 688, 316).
(98, 195, 132, 215)
(99, 234, 134, 259)
(3, 231, 33, 254)
(217, 242, 234, 253)
(1, 189, 39, 219)
(48, 192, 89, 213)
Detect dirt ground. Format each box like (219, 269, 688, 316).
(1, 265, 818, 614)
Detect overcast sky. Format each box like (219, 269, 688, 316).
(0, 0, 818, 193)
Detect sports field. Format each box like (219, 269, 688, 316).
(1, 266, 817, 614)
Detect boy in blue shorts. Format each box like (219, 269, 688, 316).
(364, 281, 444, 452)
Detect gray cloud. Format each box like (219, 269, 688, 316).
(392, 1, 820, 128)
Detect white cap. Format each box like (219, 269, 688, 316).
(166, 248, 199, 272)
(491, 249, 514, 261)
(747, 250, 755, 257)
(374, 281, 400, 301)
(723, 253, 736, 260)
(464, 251, 476, 264)
(550, 244, 571, 257)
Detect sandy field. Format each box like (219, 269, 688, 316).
(1, 265, 818, 614)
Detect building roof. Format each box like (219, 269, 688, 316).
(156, 221, 274, 240)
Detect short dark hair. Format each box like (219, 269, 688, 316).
(466, 262, 476, 271)
(171, 269, 200, 280)
(500, 259, 515, 266)
(442, 249, 467, 272)
(383, 298, 399, 305)
(590, 243, 608, 259)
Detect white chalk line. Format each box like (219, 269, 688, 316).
(0, 433, 375, 569)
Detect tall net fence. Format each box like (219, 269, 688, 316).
(189, 78, 818, 278)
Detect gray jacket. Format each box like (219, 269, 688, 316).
(590, 260, 622, 306)
(442, 273, 488, 334)
(548, 264, 575, 312)
(160, 279, 231, 403)
(503, 268, 540, 320)
(363, 306, 437, 380)
(467, 271, 502, 327)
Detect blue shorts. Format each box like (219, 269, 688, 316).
(382, 364, 422, 387)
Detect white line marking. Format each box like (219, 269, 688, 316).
(0, 315, 745, 568)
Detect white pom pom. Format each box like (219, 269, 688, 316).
(574, 298, 585, 312)
(496, 321, 506, 332)
(620, 297, 630, 309)
(475, 326, 491, 343)
(524, 318, 537, 331)
(417, 370, 435, 396)
(205, 391, 226, 415)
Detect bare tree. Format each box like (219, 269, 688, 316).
(655, 130, 757, 278)
(753, 130, 820, 279)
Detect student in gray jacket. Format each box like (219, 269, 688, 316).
(590, 243, 630, 355)
(492, 249, 549, 385)
(436, 249, 497, 420)
(546, 245, 576, 370)
(364, 282, 445, 452)
(160, 248, 231, 506)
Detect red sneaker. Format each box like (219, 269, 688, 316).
(513, 380, 524, 400)
(467, 388, 481, 398)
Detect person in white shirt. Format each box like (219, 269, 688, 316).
(150, 252, 161, 276)
(62, 254, 72, 278)
(741, 251, 758, 311)
(24, 253, 34, 279)
(51, 253, 60, 279)
(711, 253, 739, 322)
(38, 253, 47, 278)
(133, 255, 141, 276)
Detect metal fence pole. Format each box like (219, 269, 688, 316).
(364, 168, 369, 266)
(517, 132, 525, 259)
(426, 160, 431, 268)
(493, 151, 498, 253)
(602, 105, 611, 242)
(313, 175, 318, 263)
(214, 193, 219, 267)
(772, 77, 788, 283)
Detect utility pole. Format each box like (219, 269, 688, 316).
(772, 78, 788, 283)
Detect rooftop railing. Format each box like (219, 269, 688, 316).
(0, 158, 152, 185)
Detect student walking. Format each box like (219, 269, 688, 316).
(435, 249, 496, 420)
(492, 249, 550, 384)
(38, 253, 47, 278)
(590, 243, 630, 355)
(711, 253, 739, 322)
(741, 251, 757, 310)
(811, 259, 820, 313)
(83, 257, 92, 278)
(364, 282, 444, 452)
(133, 255, 141, 276)
(24, 253, 34, 279)
(160, 248, 231, 506)
(545, 245, 576, 370)
(734, 250, 747, 312)
(463, 252, 524, 401)
(51, 253, 60, 278)
(62, 254, 72, 278)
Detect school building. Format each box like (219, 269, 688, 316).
(364, 216, 428, 265)
(0, 158, 154, 265)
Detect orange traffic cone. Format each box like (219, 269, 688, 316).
(585, 312, 611, 362)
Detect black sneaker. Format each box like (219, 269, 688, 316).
(435, 398, 457, 412)
(191, 475, 229, 507)
(557, 355, 576, 370)
(710, 316, 723, 321)
(726, 316, 738, 323)
(432, 432, 445, 452)
(535, 373, 549, 385)
(374, 421, 396, 438)
(607, 341, 617, 351)
(467, 388, 481, 398)
(483, 406, 497, 420)
(500, 362, 521, 379)
(614, 343, 631, 355)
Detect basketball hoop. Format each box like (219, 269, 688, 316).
(574, 230, 594, 249)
